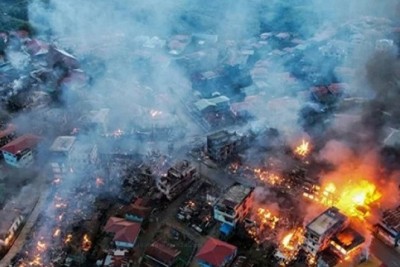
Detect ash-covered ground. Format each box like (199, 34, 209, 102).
(0, 1, 400, 267)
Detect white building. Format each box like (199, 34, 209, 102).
(214, 183, 254, 228)
(303, 207, 348, 256)
(1, 134, 40, 168)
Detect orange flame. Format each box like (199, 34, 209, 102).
(294, 139, 310, 157)
(254, 169, 283, 186)
(305, 179, 381, 220)
(36, 240, 46, 252)
(276, 227, 305, 263)
(82, 234, 92, 252)
(53, 228, 61, 237)
(336, 231, 355, 246)
(64, 234, 73, 244)
(256, 208, 279, 229)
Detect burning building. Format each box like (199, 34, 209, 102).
(317, 227, 367, 267)
(303, 207, 349, 256)
(375, 205, 400, 248)
(157, 160, 198, 200)
(206, 130, 245, 164)
(327, 227, 366, 263)
(275, 227, 305, 265)
(0, 134, 41, 168)
(214, 183, 254, 235)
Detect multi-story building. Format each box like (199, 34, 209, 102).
(49, 136, 97, 175)
(206, 130, 244, 163)
(375, 205, 400, 247)
(1, 134, 40, 168)
(303, 207, 348, 256)
(214, 183, 254, 234)
(49, 135, 77, 174)
(157, 160, 197, 200)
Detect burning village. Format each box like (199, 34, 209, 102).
(0, 1, 400, 267)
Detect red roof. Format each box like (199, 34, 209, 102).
(145, 241, 181, 266)
(104, 217, 141, 244)
(0, 124, 16, 139)
(1, 134, 40, 155)
(196, 238, 237, 267)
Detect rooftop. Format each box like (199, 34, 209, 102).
(0, 209, 21, 235)
(88, 108, 109, 124)
(167, 160, 195, 178)
(307, 207, 347, 236)
(196, 237, 237, 266)
(218, 183, 253, 208)
(1, 134, 40, 155)
(383, 128, 400, 147)
(104, 217, 141, 244)
(145, 241, 181, 266)
(194, 95, 230, 112)
(331, 227, 365, 253)
(381, 205, 400, 233)
(207, 130, 241, 143)
(50, 136, 76, 152)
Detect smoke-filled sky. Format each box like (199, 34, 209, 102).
(4, 0, 398, 264)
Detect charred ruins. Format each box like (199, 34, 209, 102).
(0, 1, 400, 267)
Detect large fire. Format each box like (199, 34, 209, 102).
(276, 227, 305, 264)
(294, 139, 310, 157)
(254, 169, 283, 186)
(304, 179, 381, 219)
(257, 208, 280, 229)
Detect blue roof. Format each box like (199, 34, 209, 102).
(220, 223, 234, 235)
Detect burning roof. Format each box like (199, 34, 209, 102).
(330, 227, 365, 256)
(1, 134, 40, 155)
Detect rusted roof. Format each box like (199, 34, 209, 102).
(1, 134, 40, 155)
